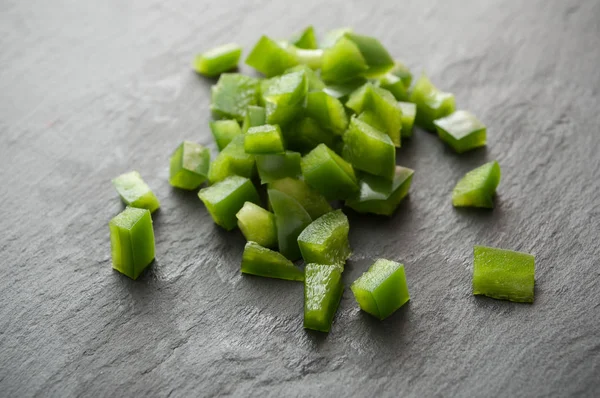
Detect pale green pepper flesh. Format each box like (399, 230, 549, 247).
(377, 73, 409, 101)
(410, 74, 456, 131)
(305, 91, 348, 135)
(290, 26, 318, 50)
(268, 178, 332, 219)
(297, 210, 351, 268)
(256, 151, 302, 184)
(244, 124, 285, 154)
(398, 102, 416, 138)
(210, 73, 259, 121)
(282, 116, 337, 154)
(434, 110, 487, 153)
(236, 202, 278, 248)
(241, 242, 304, 281)
(193, 43, 242, 77)
(452, 161, 501, 208)
(390, 61, 413, 89)
(169, 141, 210, 190)
(113, 171, 160, 213)
(304, 264, 343, 332)
(208, 135, 256, 184)
(321, 36, 368, 83)
(210, 120, 242, 151)
(242, 106, 266, 134)
(343, 32, 394, 77)
(343, 116, 395, 179)
(268, 189, 313, 261)
(246, 36, 299, 77)
(262, 71, 308, 127)
(285, 65, 325, 92)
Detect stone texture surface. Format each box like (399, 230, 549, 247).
(1, 0, 599, 396)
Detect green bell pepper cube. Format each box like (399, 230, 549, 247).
(345, 166, 414, 216)
(244, 124, 285, 154)
(292, 48, 324, 70)
(356, 110, 386, 133)
(209, 119, 242, 151)
(268, 189, 313, 261)
(246, 36, 299, 77)
(241, 242, 304, 281)
(320, 27, 353, 48)
(351, 259, 410, 320)
(285, 65, 325, 92)
(305, 91, 348, 135)
(398, 102, 416, 138)
(434, 110, 487, 153)
(193, 43, 242, 77)
(390, 61, 413, 89)
(241, 106, 266, 134)
(343, 116, 395, 180)
(282, 117, 337, 154)
(109, 207, 155, 280)
(256, 151, 302, 184)
(198, 175, 260, 231)
(112, 171, 160, 213)
(377, 73, 409, 101)
(301, 143, 359, 201)
(208, 135, 256, 184)
(290, 25, 318, 50)
(323, 77, 367, 102)
(452, 161, 501, 208)
(410, 74, 456, 131)
(473, 246, 535, 303)
(265, 101, 303, 127)
(262, 71, 307, 106)
(321, 36, 368, 84)
(304, 263, 343, 333)
(268, 177, 332, 219)
(168, 141, 210, 190)
(236, 202, 277, 248)
(298, 210, 351, 268)
(343, 32, 394, 77)
(211, 73, 260, 121)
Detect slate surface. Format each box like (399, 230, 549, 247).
(1, 0, 599, 396)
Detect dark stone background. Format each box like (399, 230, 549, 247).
(1, 0, 598, 396)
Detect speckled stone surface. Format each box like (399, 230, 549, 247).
(1, 0, 599, 396)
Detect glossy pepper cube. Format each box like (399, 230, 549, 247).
(304, 264, 344, 333)
(410, 74, 456, 131)
(321, 36, 368, 83)
(208, 135, 256, 184)
(246, 36, 299, 77)
(109, 207, 155, 280)
(168, 141, 210, 190)
(285, 65, 325, 92)
(351, 259, 410, 320)
(377, 73, 409, 101)
(198, 176, 260, 231)
(112, 171, 160, 213)
(268, 178, 332, 219)
(241, 106, 266, 134)
(193, 43, 242, 77)
(244, 124, 285, 154)
(282, 117, 336, 154)
(268, 189, 312, 261)
(301, 144, 358, 201)
(473, 246, 535, 303)
(305, 91, 348, 135)
(298, 210, 351, 268)
(343, 32, 394, 77)
(452, 161, 501, 208)
(290, 26, 318, 50)
(241, 242, 304, 281)
(256, 151, 302, 184)
(398, 102, 416, 138)
(211, 73, 259, 121)
(434, 110, 487, 153)
(209, 120, 242, 151)
(390, 61, 413, 89)
(236, 202, 277, 249)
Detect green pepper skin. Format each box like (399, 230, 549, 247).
(282, 117, 337, 154)
(377, 73, 409, 101)
(398, 102, 416, 138)
(112, 171, 160, 213)
(169, 141, 211, 190)
(323, 77, 368, 102)
(268, 189, 313, 261)
(262, 71, 308, 127)
(268, 178, 332, 219)
(434, 110, 487, 153)
(320, 27, 353, 49)
(241, 106, 266, 134)
(298, 210, 351, 268)
(390, 61, 413, 89)
(210, 74, 260, 121)
(244, 124, 285, 155)
(305, 91, 348, 135)
(473, 246, 535, 303)
(351, 259, 410, 320)
(209, 120, 242, 151)
(344, 32, 394, 77)
(304, 264, 344, 333)
(290, 26, 318, 50)
(198, 176, 260, 231)
(208, 135, 256, 184)
(410, 74, 456, 131)
(452, 161, 500, 208)
(345, 166, 414, 216)
(109, 207, 155, 280)
(321, 36, 368, 84)
(236, 203, 278, 249)
(285, 65, 325, 92)
(241, 242, 304, 281)
(246, 36, 299, 77)
(256, 151, 302, 184)
(193, 43, 242, 77)
(301, 144, 359, 201)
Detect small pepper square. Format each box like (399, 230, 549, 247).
(298, 210, 351, 267)
(304, 264, 344, 333)
(112, 171, 160, 213)
(434, 110, 487, 154)
(301, 144, 359, 201)
(244, 124, 285, 154)
(169, 141, 210, 190)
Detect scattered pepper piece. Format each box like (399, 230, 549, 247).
(193, 43, 242, 77)
(398, 102, 416, 138)
(241, 106, 266, 134)
(304, 263, 344, 332)
(169, 141, 211, 190)
(211, 73, 260, 121)
(343, 32, 394, 77)
(241, 242, 305, 281)
(208, 135, 256, 184)
(256, 151, 302, 184)
(113, 171, 160, 213)
(452, 161, 500, 208)
(236, 202, 278, 248)
(210, 120, 242, 151)
(434, 110, 487, 153)
(246, 36, 299, 77)
(268, 189, 313, 261)
(321, 36, 368, 83)
(298, 210, 351, 268)
(410, 74, 456, 131)
(244, 124, 286, 154)
(305, 91, 349, 135)
(291, 26, 318, 50)
(268, 178, 332, 219)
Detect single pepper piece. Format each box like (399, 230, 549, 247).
(113, 171, 160, 213)
(246, 36, 299, 77)
(351, 259, 410, 320)
(304, 263, 344, 333)
(298, 210, 351, 268)
(244, 124, 286, 154)
(473, 246, 535, 303)
(398, 102, 416, 138)
(410, 74, 456, 131)
(236, 202, 277, 248)
(198, 176, 260, 231)
(262, 71, 308, 127)
(210, 120, 242, 151)
(268, 178, 332, 219)
(434, 110, 487, 153)
(241, 242, 304, 281)
(256, 151, 302, 184)
(343, 116, 396, 180)
(343, 32, 395, 77)
(282, 116, 337, 154)
(290, 26, 318, 50)
(285, 65, 325, 92)
(109, 207, 155, 280)
(292, 47, 324, 70)
(320, 27, 353, 49)
(193, 43, 242, 77)
(390, 61, 413, 89)
(301, 143, 359, 201)
(377, 73, 409, 101)
(208, 135, 256, 184)
(211, 73, 260, 121)
(241, 106, 266, 134)
(452, 161, 501, 208)
(268, 189, 313, 261)
(345, 166, 414, 216)
(323, 77, 368, 102)
(321, 36, 368, 84)
(169, 141, 210, 190)
(305, 91, 348, 135)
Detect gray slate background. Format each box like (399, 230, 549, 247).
(1, 0, 599, 396)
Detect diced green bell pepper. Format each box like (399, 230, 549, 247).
(292, 48, 324, 70)
(112, 171, 160, 213)
(390, 61, 413, 89)
(169, 141, 211, 190)
(262, 71, 308, 127)
(305, 91, 348, 135)
(268, 178, 332, 219)
(290, 26, 318, 49)
(244, 124, 285, 154)
(256, 151, 302, 184)
(285, 65, 325, 92)
(351, 259, 410, 320)
(320, 27, 353, 48)
(209, 119, 242, 151)
(323, 78, 367, 102)
(301, 143, 359, 201)
(321, 36, 368, 84)
(211, 73, 260, 121)
(434, 110, 487, 153)
(473, 246, 535, 303)
(241, 242, 304, 281)
(236, 202, 277, 248)
(452, 161, 500, 208)
(304, 263, 343, 332)
(343, 32, 394, 77)
(109, 207, 155, 280)
(268, 189, 312, 261)
(356, 110, 386, 132)
(398, 102, 416, 138)
(242, 106, 266, 134)
(345, 166, 414, 216)
(282, 117, 337, 154)
(343, 116, 395, 180)
(298, 210, 351, 268)
(246, 36, 299, 77)
(198, 175, 260, 231)
(193, 43, 242, 77)
(377, 73, 409, 101)
(208, 135, 256, 184)
(410, 74, 456, 131)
